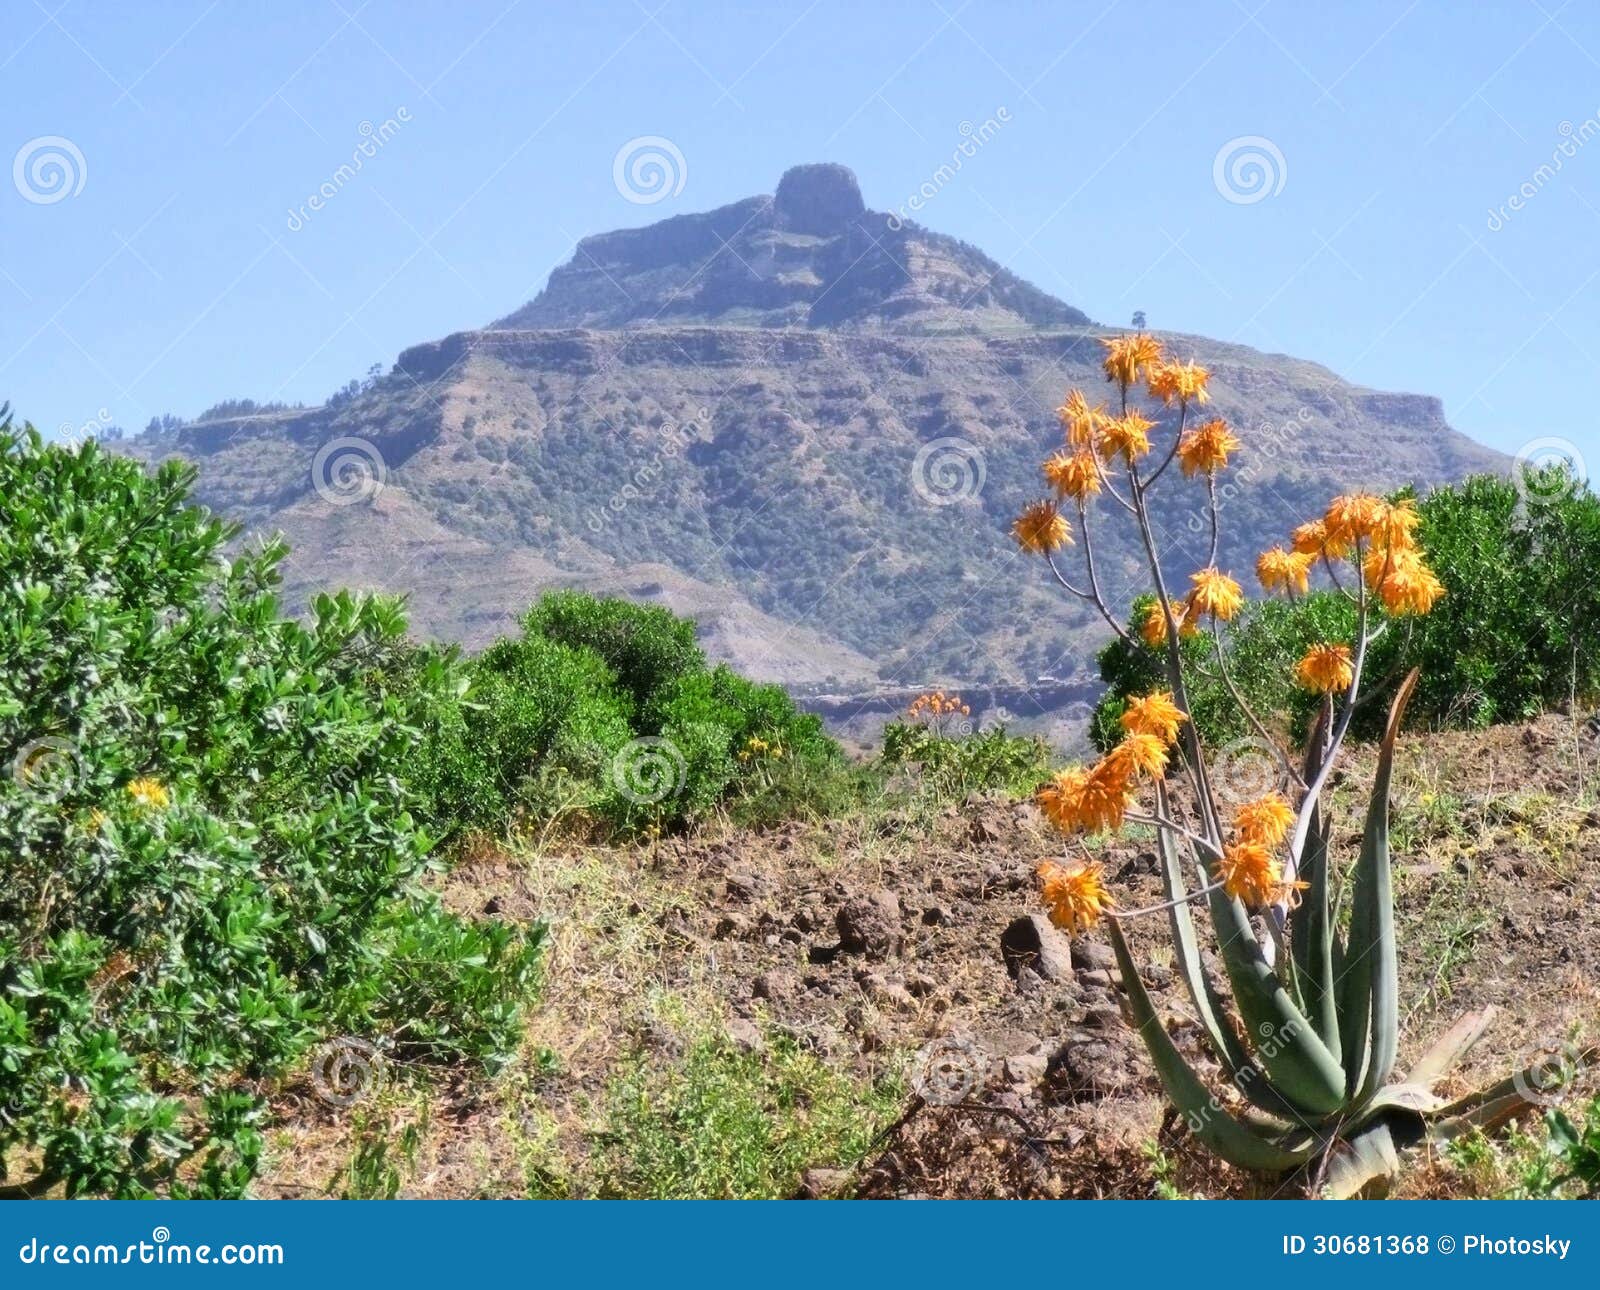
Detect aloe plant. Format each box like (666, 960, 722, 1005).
(1014, 340, 1596, 1196)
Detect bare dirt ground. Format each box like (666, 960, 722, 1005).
(257, 713, 1600, 1199)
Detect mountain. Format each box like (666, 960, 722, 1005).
(127, 163, 1505, 715)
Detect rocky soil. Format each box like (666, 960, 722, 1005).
(257, 712, 1600, 1199)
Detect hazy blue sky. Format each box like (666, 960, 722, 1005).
(4, 0, 1598, 473)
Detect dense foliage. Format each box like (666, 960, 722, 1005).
(1092, 470, 1600, 748)
(0, 416, 540, 1197)
(407, 591, 842, 835)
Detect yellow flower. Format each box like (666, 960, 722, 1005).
(1370, 548, 1445, 616)
(1377, 497, 1421, 551)
(1105, 731, 1169, 781)
(1296, 642, 1354, 693)
(1011, 500, 1074, 554)
(1042, 450, 1102, 504)
(1257, 546, 1313, 595)
(1176, 418, 1240, 477)
(1099, 333, 1164, 388)
(126, 777, 170, 810)
(1219, 840, 1305, 907)
(1185, 567, 1245, 621)
(1037, 762, 1132, 835)
(1233, 794, 1295, 848)
(1147, 358, 1211, 406)
(1323, 493, 1387, 548)
(1120, 690, 1187, 746)
(1036, 859, 1113, 934)
(1096, 410, 1155, 464)
(1056, 389, 1104, 450)
(1137, 599, 1197, 647)
(86, 808, 108, 835)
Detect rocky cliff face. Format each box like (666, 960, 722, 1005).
(495, 163, 1088, 333)
(129, 165, 1506, 710)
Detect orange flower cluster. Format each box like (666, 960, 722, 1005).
(1037, 689, 1185, 836)
(1219, 793, 1305, 906)
(1036, 859, 1113, 934)
(1011, 499, 1073, 554)
(1176, 418, 1239, 477)
(1185, 567, 1245, 622)
(1256, 546, 1314, 596)
(1138, 599, 1198, 647)
(907, 690, 970, 721)
(1042, 450, 1101, 504)
(1019, 335, 1239, 559)
(1272, 494, 1443, 616)
(1296, 642, 1354, 694)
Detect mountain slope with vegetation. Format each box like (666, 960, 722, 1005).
(126, 164, 1505, 694)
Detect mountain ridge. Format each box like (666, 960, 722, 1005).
(125, 163, 1507, 721)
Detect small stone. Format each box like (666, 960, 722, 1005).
(836, 888, 903, 959)
(1000, 913, 1075, 982)
(753, 969, 800, 1002)
(1070, 939, 1117, 973)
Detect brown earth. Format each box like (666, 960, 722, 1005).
(255, 713, 1600, 1199)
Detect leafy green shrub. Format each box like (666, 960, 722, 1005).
(880, 720, 1053, 800)
(1093, 470, 1600, 747)
(415, 596, 841, 836)
(0, 415, 540, 1198)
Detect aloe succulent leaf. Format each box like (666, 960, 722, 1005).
(1406, 1006, 1498, 1087)
(1204, 881, 1348, 1114)
(1152, 785, 1309, 1122)
(1430, 1093, 1535, 1140)
(1322, 1118, 1400, 1199)
(1154, 783, 1250, 1075)
(1106, 919, 1314, 1173)
(1342, 670, 1418, 1104)
(1291, 801, 1341, 1062)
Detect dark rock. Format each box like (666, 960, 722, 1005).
(774, 163, 866, 234)
(1000, 914, 1075, 981)
(922, 904, 955, 926)
(713, 911, 751, 939)
(1070, 939, 1117, 973)
(836, 888, 903, 958)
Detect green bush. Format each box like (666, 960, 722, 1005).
(415, 596, 841, 836)
(879, 720, 1053, 800)
(1093, 471, 1600, 747)
(0, 415, 540, 1198)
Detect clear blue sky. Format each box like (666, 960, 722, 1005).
(4, 0, 1598, 471)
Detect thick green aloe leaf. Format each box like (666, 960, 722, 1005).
(1204, 881, 1348, 1114)
(1106, 919, 1314, 1173)
(1343, 670, 1418, 1105)
(1290, 800, 1341, 1061)
(1153, 784, 1309, 1123)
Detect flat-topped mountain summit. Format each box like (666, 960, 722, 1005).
(128, 164, 1505, 710)
(495, 163, 1089, 333)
